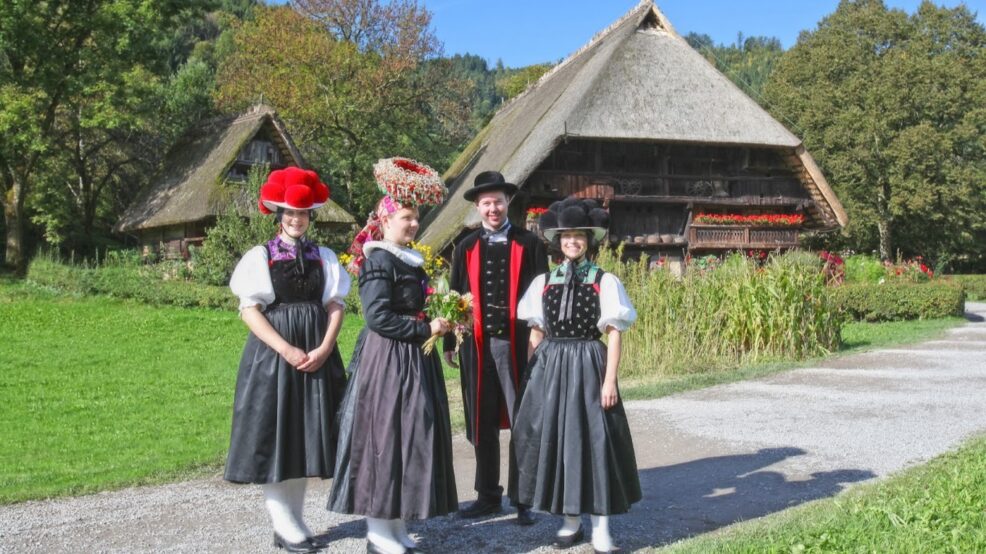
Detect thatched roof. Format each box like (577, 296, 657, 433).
(115, 105, 354, 233)
(418, 0, 847, 249)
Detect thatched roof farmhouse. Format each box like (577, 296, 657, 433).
(116, 104, 355, 257)
(420, 0, 846, 258)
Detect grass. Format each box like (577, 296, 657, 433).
(0, 280, 361, 504)
(621, 316, 965, 401)
(0, 279, 967, 504)
(658, 434, 986, 553)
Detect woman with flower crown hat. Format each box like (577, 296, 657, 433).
(329, 157, 456, 554)
(512, 197, 641, 554)
(225, 166, 350, 553)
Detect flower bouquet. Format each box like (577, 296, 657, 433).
(421, 275, 473, 355)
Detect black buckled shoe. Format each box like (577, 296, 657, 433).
(273, 532, 322, 553)
(552, 526, 584, 549)
(459, 498, 503, 518)
(516, 505, 536, 526)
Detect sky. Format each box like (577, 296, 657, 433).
(416, 0, 986, 67)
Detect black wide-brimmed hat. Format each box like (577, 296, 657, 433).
(463, 170, 519, 201)
(539, 197, 610, 241)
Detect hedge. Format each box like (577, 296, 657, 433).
(946, 275, 986, 301)
(27, 257, 364, 313)
(27, 258, 238, 310)
(830, 281, 966, 322)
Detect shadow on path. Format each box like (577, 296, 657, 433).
(439, 447, 875, 552)
(626, 447, 875, 549)
(964, 311, 984, 323)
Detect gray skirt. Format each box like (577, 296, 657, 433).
(328, 328, 457, 520)
(224, 301, 347, 484)
(512, 338, 641, 515)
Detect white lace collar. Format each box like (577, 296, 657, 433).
(364, 240, 425, 267)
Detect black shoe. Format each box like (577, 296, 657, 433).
(459, 498, 503, 518)
(593, 547, 621, 554)
(516, 506, 536, 526)
(307, 534, 331, 548)
(552, 527, 584, 549)
(273, 532, 321, 553)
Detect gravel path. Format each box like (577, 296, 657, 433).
(3, 303, 986, 553)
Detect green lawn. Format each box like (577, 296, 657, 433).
(659, 434, 986, 553)
(0, 279, 968, 504)
(0, 281, 360, 503)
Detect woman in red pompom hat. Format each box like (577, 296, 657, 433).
(226, 166, 348, 552)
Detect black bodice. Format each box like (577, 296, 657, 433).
(358, 248, 432, 342)
(269, 259, 325, 305)
(543, 269, 604, 340)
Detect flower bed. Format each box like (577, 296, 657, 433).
(693, 213, 805, 227)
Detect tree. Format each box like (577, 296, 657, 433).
(0, 0, 196, 271)
(214, 3, 472, 217)
(763, 0, 986, 269)
(685, 32, 784, 100)
(495, 63, 553, 101)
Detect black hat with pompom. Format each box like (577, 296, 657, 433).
(539, 196, 609, 241)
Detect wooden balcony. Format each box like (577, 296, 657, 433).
(688, 225, 800, 250)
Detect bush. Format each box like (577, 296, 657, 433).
(830, 282, 965, 322)
(596, 248, 843, 378)
(844, 254, 887, 284)
(27, 257, 237, 310)
(946, 275, 986, 301)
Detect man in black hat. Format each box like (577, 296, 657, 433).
(444, 171, 548, 525)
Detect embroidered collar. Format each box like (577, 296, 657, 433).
(547, 259, 599, 285)
(268, 235, 320, 262)
(364, 240, 425, 267)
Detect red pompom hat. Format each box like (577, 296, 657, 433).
(258, 166, 330, 214)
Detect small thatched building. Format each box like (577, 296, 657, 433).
(419, 1, 846, 261)
(116, 104, 355, 258)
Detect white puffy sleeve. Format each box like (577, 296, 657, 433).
(229, 245, 274, 311)
(319, 246, 351, 308)
(517, 273, 546, 330)
(598, 273, 636, 333)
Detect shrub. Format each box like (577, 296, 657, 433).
(844, 254, 888, 284)
(943, 275, 986, 302)
(596, 248, 843, 378)
(830, 282, 965, 322)
(27, 257, 237, 310)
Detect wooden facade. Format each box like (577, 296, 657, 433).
(520, 138, 809, 259)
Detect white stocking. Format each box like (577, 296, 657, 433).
(283, 478, 314, 538)
(366, 517, 405, 554)
(262, 481, 308, 544)
(558, 515, 581, 537)
(392, 519, 417, 548)
(590, 514, 614, 552)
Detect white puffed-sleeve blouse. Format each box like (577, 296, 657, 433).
(517, 270, 637, 334)
(229, 245, 351, 311)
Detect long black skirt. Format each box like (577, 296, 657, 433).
(512, 338, 641, 515)
(329, 328, 457, 520)
(224, 301, 346, 484)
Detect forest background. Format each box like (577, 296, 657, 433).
(1, 0, 984, 274)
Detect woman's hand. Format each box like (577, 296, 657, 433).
(430, 318, 451, 336)
(601, 380, 619, 410)
(297, 344, 330, 373)
(280, 345, 310, 369)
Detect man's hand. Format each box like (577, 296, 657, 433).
(443, 350, 459, 368)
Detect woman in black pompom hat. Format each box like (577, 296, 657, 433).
(512, 197, 641, 553)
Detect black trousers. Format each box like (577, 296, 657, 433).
(475, 336, 522, 503)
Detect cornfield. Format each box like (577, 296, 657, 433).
(596, 247, 843, 378)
